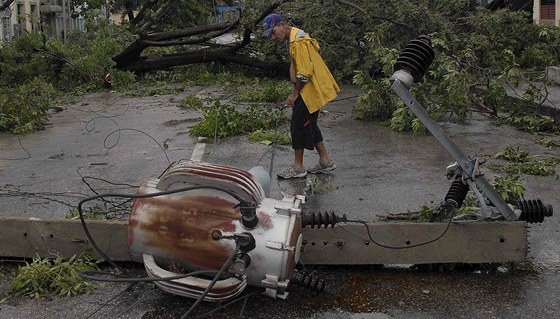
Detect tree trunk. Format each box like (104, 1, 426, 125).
(124, 49, 289, 75)
(112, 0, 289, 74)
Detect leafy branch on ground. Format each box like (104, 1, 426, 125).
(537, 136, 560, 148)
(232, 80, 292, 103)
(189, 101, 288, 139)
(180, 95, 205, 110)
(8, 254, 97, 298)
(248, 129, 291, 145)
(491, 174, 526, 203)
(489, 146, 560, 177)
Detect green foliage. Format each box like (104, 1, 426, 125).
(489, 160, 559, 176)
(125, 86, 184, 97)
(389, 106, 426, 134)
(417, 204, 436, 222)
(490, 146, 560, 176)
(499, 114, 560, 133)
(0, 78, 57, 134)
(180, 95, 204, 109)
(0, 25, 128, 92)
(189, 101, 288, 138)
(494, 146, 529, 162)
(233, 80, 292, 103)
(248, 129, 291, 145)
(537, 137, 560, 148)
(341, 2, 560, 133)
(0, 34, 56, 87)
(0, 20, 131, 134)
(492, 175, 525, 203)
(352, 74, 394, 120)
(66, 207, 105, 220)
(161, 65, 258, 89)
(8, 255, 96, 298)
(452, 194, 484, 220)
(110, 69, 138, 91)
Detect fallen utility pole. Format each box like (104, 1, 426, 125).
(0, 217, 527, 265)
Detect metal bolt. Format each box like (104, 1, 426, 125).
(211, 230, 222, 240)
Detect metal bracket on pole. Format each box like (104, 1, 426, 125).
(390, 79, 518, 220)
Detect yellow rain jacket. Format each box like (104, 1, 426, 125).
(289, 27, 340, 113)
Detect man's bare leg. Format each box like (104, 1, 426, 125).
(315, 141, 330, 164)
(294, 148, 304, 169)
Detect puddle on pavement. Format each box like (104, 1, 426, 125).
(135, 264, 544, 319)
(310, 264, 545, 317)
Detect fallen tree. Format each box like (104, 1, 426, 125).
(112, 0, 290, 74)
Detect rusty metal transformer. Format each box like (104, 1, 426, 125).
(129, 161, 304, 301)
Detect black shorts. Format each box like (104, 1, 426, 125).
(290, 96, 323, 150)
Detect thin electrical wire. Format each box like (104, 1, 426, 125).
(81, 176, 139, 191)
(66, 94, 128, 116)
(0, 189, 78, 207)
(255, 146, 273, 168)
(194, 290, 261, 319)
(113, 288, 157, 319)
(344, 211, 454, 249)
(0, 136, 31, 160)
(82, 283, 138, 319)
(180, 243, 241, 319)
(103, 128, 171, 165)
(84, 115, 170, 165)
(80, 269, 219, 283)
(76, 170, 134, 211)
(0, 185, 88, 199)
(85, 115, 120, 134)
(269, 106, 284, 178)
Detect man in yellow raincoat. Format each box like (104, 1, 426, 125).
(262, 13, 340, 179)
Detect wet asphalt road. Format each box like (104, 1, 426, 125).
(0, 84, 559, 318)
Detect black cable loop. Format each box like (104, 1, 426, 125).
(345, 211, 454, 250)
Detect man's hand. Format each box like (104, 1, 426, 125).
(285, 90, 299, 108)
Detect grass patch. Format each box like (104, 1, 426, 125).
(232, 80, 292, 103)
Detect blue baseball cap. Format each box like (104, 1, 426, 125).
(262, 13, 284, 37)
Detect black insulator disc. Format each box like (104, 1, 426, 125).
(407, 42, 435, 64)
(516, 199, 551, 223)
(395, 55, 426, 82)
(393, 36, 435, 82)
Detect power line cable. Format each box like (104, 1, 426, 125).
(180, 242, 241, 319)
(343, 210, 454, 249)
(0, 136, 31, 160)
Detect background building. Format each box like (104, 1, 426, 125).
(1, 0, 84, 43)
(534, 0, 559, 26)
